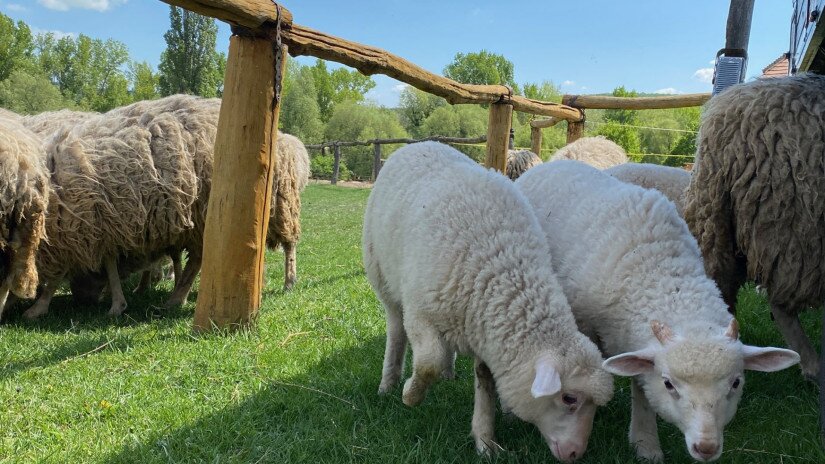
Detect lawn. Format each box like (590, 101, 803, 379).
(0, 184, 822, 463)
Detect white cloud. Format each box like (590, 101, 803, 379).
(653, 87, 681, 95)
(5, 3, 26, 11)
(561, 80, 575, 86)
(31, 26, 78, 40)
(38, 0, 125, 12)
(693, 67, 714, 84)
(392, 84, 407, 93)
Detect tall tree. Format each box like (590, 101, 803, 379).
(130, 61, 159, 101)
(158, 6, 225, 97)
(597, 86, 642, 153)
(0, 69, 72, 114)
(309, 59, 375, 122)
(0, 13, 35, 81)
(443, 50, 517, 90)
(280, 65, 324, 143)
(398, 86, 446, 136)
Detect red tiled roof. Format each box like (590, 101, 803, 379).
(761, 53, 790, 78)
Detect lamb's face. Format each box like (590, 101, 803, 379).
(505, 353, 613, 463)
(603, 319, 799, 462)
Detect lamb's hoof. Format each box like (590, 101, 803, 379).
(474, 435, 503, 457)
(23, 306, 47, 320)
(108, 301, 127, 316)
(634, 443, 664, 463)
(402, 378, 426, 406)
(164, 296, 186, 309)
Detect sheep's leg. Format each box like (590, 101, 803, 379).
(134, 270, 153, 294)
(401, 312, 448, 406)
(1, 293, 18, 322)
(283, 241, 297, 291)
(378, 300, 408, 394)
(472, 358, 502, 456)
(771, 304, 819, 380)
(165, 254, 201, 308)
(170, 251, 182, 284)
(0, 282, 10, 322)
(442, 350, 457, 380)
(820, 308, 825, 445)
(105, 256, 128, 316)
(23, 276, 64, 320)
(630, 378, 663, 463)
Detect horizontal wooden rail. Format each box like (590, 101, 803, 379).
(561, 93, 711, 110)
(281, 25, 584, 121)
(306, 135, 487, 150)
(530, 117, 562, 129)
(159, 0, 292, 33)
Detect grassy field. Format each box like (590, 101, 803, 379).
(0, 184, 822, 463)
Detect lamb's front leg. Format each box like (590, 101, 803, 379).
(630, 378, 663, 462)
(402, 314, 448, 406)
(104, 256, 127, 316)
(23, 274, 64, 320)
(472, 357, 502, 456)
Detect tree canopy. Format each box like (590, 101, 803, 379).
(158, 7, 225, 97)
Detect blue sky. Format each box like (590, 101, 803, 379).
(2, 0, 793, 107)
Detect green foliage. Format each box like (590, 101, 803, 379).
(443, 50, 517, 90)
(604, 86, 639, 125)
(129, 61, 159, 101)
(281, 65, 324, 143)
(0, 13, 34, 81)
(324, 101, 407, 178)
(158, 7, 225, 98)
(309, 59, 375, 122)
(596, 121, 641, 153)
(309, 154, 351, 180)
(398, 86, 446, 136)
(669, 107, 700, 156)
(0, 69, 73, 114)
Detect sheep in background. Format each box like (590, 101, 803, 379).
(549, 136, 628, 169)
(516, 160, 799, 462)
(685, 74, 825, 381)
(364, 142, 613, 461)
(606, 163, 691, 215)
(505, 149, 542, 180)
(21, 110, 99, 139)
(0, 116, 49, 321)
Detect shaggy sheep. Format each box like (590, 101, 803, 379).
(505, 149, 542, 180)
(606, 163, 691, 215)
(25, 95, 309, 318)
(21, 110, 99, 140)
(0, 116, 49, 321)
(363, 142, 613, 461)
(684, 74, 825, 381)
(549, 136, 628, 169)
(516, 160, 799, 462)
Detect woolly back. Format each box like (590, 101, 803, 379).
(686, 74, 825, 310)
(265, 132, 309, 250)
(0, 116, 49, 297)
(549, 136, 628, 169)
(21, 110, 100, 139)
(606, 163, 691, 216)
(506, 149, 542, 180)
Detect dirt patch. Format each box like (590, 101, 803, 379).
(308, 179, 373, 189)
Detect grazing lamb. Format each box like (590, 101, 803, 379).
(26, 95, 310, 318)
(0, 116, 49, 321)
(516, 160, 799, 462)
(549, 136, 628, 169)
(363, 142, 613, 462)
(684, 74, 825, 381)
(505, 149, 542, 180)
(606, 163, 691, 215)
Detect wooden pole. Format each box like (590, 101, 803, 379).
(560, 93, 711, 110)
(372, 143, 382, 181)
(193, 35, 285, 332)
(725, 0, 756, 51)
(485, 103, 513, 173)
(530, 126, 542, 157)
(566, 119, 584, 144)
(331, 144, 341, 185)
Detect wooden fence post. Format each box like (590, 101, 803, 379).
(331, 143, 341, 185)
(485, 102, 513, 172)
(372, 143, 382, 181)
(193, 34, 286, 332)
(530, 126, 542, 157)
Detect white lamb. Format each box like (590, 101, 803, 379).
(606, 163, 691, 216)
(363, 142, 613, 462)
(515, 160, 799, 462)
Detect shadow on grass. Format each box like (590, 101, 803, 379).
(100, 335, 644, 464)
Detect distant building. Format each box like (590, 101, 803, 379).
(761, 53, 790, 78)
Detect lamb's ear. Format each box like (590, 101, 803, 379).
(531, 357, 562, 398)
(742, 345, 800, 372)
(602, 350, 656, 376)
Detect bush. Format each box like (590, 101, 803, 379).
(310, 154, 351, 181)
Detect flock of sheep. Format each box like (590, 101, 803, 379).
(0, 69, 822, 462)
(0, 94, 310, 322)
(364, 74, 825, 462)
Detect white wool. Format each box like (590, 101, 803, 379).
(549, 136, 628, 169)
(606, 163, 691, 216)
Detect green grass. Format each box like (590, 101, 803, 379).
(0, 183, 822, 463)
